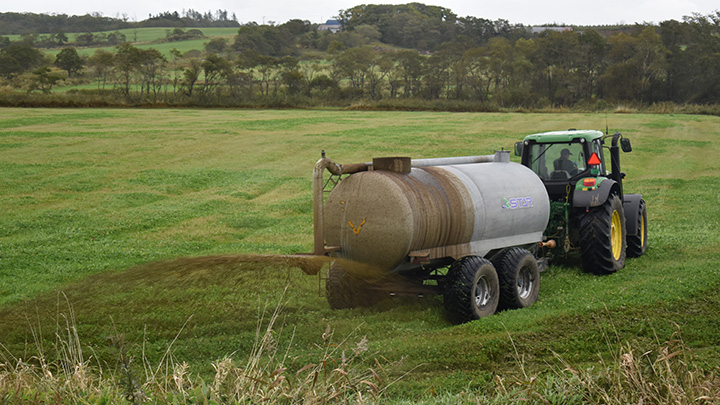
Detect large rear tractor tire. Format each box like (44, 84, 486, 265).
(578, 194, 626, 275)
(626, 199, 648, 258)
(496, 248, 540, 310)
(443, 256, 499, 324)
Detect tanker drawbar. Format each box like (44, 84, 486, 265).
(312, 151, 551, 323)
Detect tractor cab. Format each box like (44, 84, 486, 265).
(516, 130, 612, 202)
(514, 129, 646, 276)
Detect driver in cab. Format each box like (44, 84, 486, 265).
(554, 148, 578, 176)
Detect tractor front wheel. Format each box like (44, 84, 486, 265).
(626, 199, 648, 257)
(578, 194, 626, 275)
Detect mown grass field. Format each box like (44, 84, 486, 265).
(28, 27, 239, 58)
(44, 38, 217, 58)
(1, 108, 719, 401)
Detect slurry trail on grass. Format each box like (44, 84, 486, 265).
(2, 108, 720, 398)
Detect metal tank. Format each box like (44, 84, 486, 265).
(314, 151, 550, 273)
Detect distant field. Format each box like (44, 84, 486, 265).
(96, 27, 239, 43)
(15, 27, 239, 58)
(1, 108, 719, 400)
(45, 37, 226, 58)
(5, 27, 238, 42)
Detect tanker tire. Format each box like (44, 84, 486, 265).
(578, 194, 626, 275)
(326, 263, 356, 309)
(496, 248, 539, 310)
(443, 256, 499, 324)
(626, 199, 648, 258)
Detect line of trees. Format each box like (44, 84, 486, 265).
(0, 9, 239, 35)
(1, 7, 719, 108)
(337, 3, 526, 51)
(12, 31, 129, 49)
(143, 9, 239, 28)
(0, 12, 127, 35)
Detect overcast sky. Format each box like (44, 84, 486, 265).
(2, 0, 718, 26)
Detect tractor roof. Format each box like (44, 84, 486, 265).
(523, 129, 604, 143)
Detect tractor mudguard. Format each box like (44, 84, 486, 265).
(623, 194, 643, 236)
(572, 179, 619, 208)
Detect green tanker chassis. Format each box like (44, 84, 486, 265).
(515, 129, 648, 275)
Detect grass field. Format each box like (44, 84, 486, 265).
(26, 27, 239, 58)
(1, 108, 719, 401)
(100, 27, 239, 44)
(44, 38, 222, 58)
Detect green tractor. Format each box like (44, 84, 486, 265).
(515, 129, 648, 274)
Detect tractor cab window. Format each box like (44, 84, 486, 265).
(592, 140, 607, 175)
(528, 142, 587, 181)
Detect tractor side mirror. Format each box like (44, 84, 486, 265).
(621, 138, 632, 152)
(514, 142, 523, 156)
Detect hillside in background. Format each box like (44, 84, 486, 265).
(0, 5, 636, 39)
(0, 4, 719, 110)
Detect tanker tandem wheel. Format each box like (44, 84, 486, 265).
(495, 248, 540, 310)
(443, 256, 499, 324)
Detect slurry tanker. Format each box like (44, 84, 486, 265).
(306, 130, 647, 323)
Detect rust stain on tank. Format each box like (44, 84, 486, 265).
(323, 164, 477, 271)
(382, 166, 474, 251)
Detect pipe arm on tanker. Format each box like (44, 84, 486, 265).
(359, 154, 499, 169)
(313, 157, 338, 256)
(313, 155, 371, 256)
(408, 154, 499, 167)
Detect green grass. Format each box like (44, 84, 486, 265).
(32, 27, 239, 58)
(48, 37, 227, 58)
(42, 38, 208, 58)
(97, 27, 239, 44)
(1, 108, 720, 400)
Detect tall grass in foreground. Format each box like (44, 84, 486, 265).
(398, 327, 720, 404)
(0, 292, 402, 403)
(544, 334, 720, 404)
(2, 299, 718, 404)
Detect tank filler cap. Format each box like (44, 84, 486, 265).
(494, 150, 511, 163)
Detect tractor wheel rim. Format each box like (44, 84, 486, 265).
(518, 266, 534, 299)
(641, 213, 646, 247)
(475, 276, 490, 307)
(611, 210, 622, 260)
